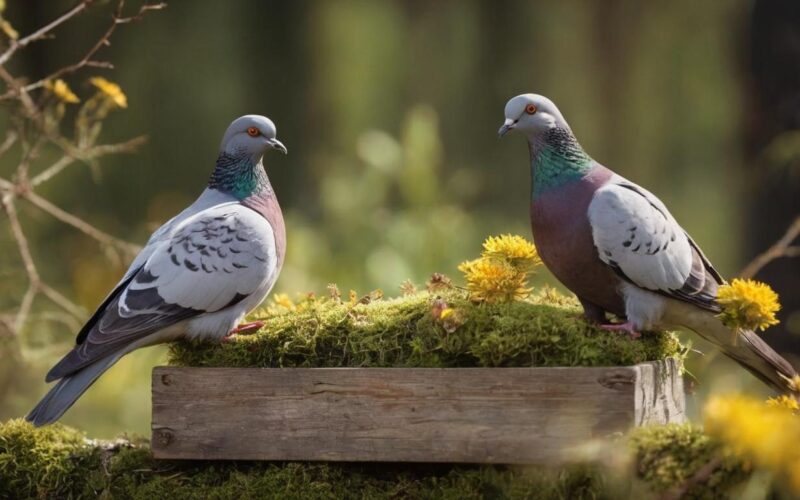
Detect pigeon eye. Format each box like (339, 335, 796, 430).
(246, 127, 260, 137)
(525, 104, 537, 115)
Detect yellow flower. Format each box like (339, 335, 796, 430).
(766, 395, 800, 412)
(717, 278, 780, 331)
(482, 234, 541, 269)
(272, 293, 295, 311)
(459, 257, 530, 303)
(89, 76, 127, 108)
(704, 394, 800, 492)
(44, 79, 79, 104)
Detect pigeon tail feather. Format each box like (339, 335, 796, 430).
(26, 352, 123, 427)
(669, 301, 798, 394)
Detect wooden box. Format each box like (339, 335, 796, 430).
(151, 358, 684, 464)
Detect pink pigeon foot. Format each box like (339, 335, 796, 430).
(222, 321, 266, 343)
(600, 321, 641, 339)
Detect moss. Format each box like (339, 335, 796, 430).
(629, 424, 750, 499)
(1, 420, 758, 499)
(0, 419, 610, 499)
(169, 288, 683, 369)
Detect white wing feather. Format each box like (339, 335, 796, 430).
(588, 182, 693, 293)
(125, 203, 276, 313)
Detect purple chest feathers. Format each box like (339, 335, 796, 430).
(529, 166, 624, 315)
(243, 193, 286, 269)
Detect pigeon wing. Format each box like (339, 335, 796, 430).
(587, 181, 722, 312)
(47, 204, 276, 381)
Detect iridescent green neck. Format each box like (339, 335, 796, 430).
(529, 127, 592, 199)
(209, 153, 271, 200)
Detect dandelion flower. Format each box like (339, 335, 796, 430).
(704, 395, 800, 481)
(766, 395, 800, 412)
(89, 76, 127, 108)
(459, 257, 530, 303)
(482, 234, 541, 269)
(44, 79, 79, 104)
(272, 293, 295, 311)
(717, 278, 780, 331)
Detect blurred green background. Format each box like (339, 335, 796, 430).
(0, 1, 798, 437)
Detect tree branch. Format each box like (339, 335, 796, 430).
(0, 1, 95, 68)
(739, 215, 800, 278)
(21, 189, 141, 256)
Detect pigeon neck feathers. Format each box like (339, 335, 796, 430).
(529, 127, 593, 200)
(209, 152, 273, 201)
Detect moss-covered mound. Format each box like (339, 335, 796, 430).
(169, 288, 683, 368)
(0, 419, 751, 499)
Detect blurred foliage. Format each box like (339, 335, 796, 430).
(0, 0, 796, 439)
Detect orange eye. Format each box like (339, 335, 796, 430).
(525, 104, 537, 115)
(247, 127, 260, 137)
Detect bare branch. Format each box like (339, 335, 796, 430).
(1, 196, 40, 331)
(0, 1, 95, 68)
(20, 1, 167, 94)
(739, 215, 800, 278)
(0, 130, 18, 159)
(30, 135, 146, 187)
(21, 189, 141, 256)
(39, 283, 85, 319)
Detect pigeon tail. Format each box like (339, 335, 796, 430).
(26, 351, 124, 427)
(669, 301, 798, 394)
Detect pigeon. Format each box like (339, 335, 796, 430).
(499, 93, 797, 393)
(27, 115, 288, 426)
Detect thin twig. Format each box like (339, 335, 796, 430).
(0, 1, 95, 67)
(1, 196, 40, 332)
(30, 135, 146, 187)
(22, 189, 141, 256)
(739, 215, 800, 278)
(20, 1, 167, 93)
(39, 283, 85, 319)
(0, 130, 17, 159)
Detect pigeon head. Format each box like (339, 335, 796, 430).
(498, 94, 569, 139)
(219, 115, 287, 160)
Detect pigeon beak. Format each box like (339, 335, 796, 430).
(268, 138, 288, 154)
(498, 118, 515, 138)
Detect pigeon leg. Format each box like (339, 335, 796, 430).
(599, 321, 641, 339)
(577, 297, 608, 324)
(222, 321, 266, 343)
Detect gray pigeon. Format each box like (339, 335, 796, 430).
(27, 115, 288, 426)
(499, 93, 797, 393)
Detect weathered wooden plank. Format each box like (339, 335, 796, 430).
(151, 359, 684, 463)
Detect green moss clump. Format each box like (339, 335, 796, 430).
(1, 420, 757, 499)
(0, 419, 610, 499)
(169, 288, 683, 369)
(629, 424, 750, 499)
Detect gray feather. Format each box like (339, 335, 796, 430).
(27, 353, 123, 427)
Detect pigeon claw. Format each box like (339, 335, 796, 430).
(223, 321, 266, 342)
(231, 320, 266, 334)
(599, 321, 641, 340)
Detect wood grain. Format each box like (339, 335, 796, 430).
(151, 359, 684, 463)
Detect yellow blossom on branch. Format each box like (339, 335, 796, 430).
(89, 76, 128, 108)
(717, 278, 780, 331)
(459, 257, 530, 303)
(44, 79, 79, 104)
